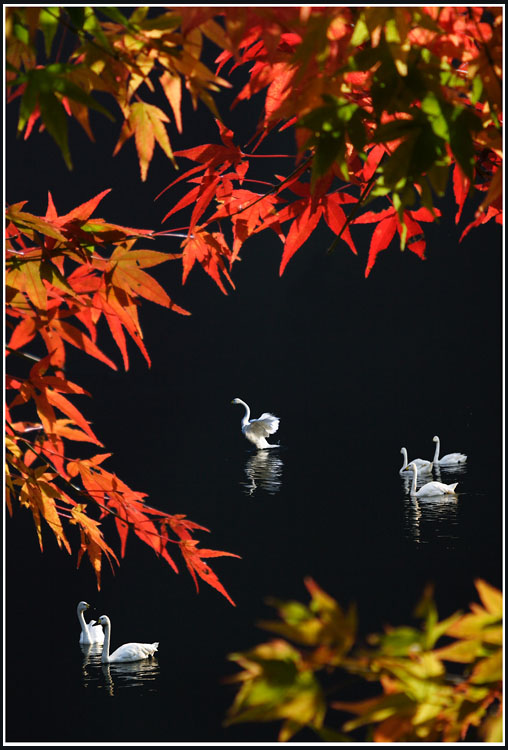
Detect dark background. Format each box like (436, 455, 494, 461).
(5, 16, 503, 744)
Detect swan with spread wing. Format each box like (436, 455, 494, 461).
(231, 398, 280, 449)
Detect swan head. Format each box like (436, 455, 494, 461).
(77, 601, 91, 613)
(231, 398, 243, 405)
(96, 615, 110, 629)
(432, 436, 439, 442)
(405, 462, 417, 472)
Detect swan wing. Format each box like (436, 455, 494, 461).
(109, 642, 159, 662)
(434, 481, 458, 493)
(440, 453, 467, 464)
(413, 458, 433, 471)
(418, 481, 458, 496)
(80, 620, 103, 644)
(247, 413, 280, 437)
(89, 621, 105, 643)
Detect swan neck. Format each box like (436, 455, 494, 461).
(77, 607, 88, 634)
(400, 448, 408, 470)
(239, 400, 250, 425)
(433, 438, 440, 463)
(101, 621, 111, 663)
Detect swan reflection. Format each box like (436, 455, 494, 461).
(81, 642, 105, 688)
(241, 449, 283, 496)
(403, 493, 459, 546)
(81, 644, 159, 694)
(433, 463, 468, 481)
(101, 658, 160, 696)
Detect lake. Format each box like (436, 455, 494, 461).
(5, 212, 502, 743)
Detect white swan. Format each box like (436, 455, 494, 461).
(405, 462, 458, 497)
(77, 601, 104, 645)
(232, 398, 280, 449)
(399, 447, 433, 474)
(96, 615, 159, 664)
(432, 435, 467, 465)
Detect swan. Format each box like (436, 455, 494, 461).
(405, 462, 458, 497)
(432, 435, 467, 466)
(231, 398, 280, 449)
(77, 601, 104, 645)
(399, 447, 433, 474)
(96, 615, 159, 664)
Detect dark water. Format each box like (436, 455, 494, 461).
(6, 220, 502, 743)
(5, 439, 502, 743)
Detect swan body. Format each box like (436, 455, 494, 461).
(77, 601, 104, 645)
(96, 615, 158, 664)
(399, 447, 433, 474)
(432, 435, 467, 466)
(232, 398, 280, 449)
(406, 462, 458, 497)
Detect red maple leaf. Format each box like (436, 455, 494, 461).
(354, 204, 440, 277)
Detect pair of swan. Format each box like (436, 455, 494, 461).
(232, 398, 280, 449)
(399, 436, 467, 474)
(77, 602, 158, 663)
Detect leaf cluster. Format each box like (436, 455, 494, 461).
(5, 190, 239, 603)
(6, 6, 232, 180)
(157, 6, 501, 278)
(6, 7, 502, 279)
(224, 578, 503, 742)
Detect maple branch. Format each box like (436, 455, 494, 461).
(6, 346, 42, 363)
(230, 153, 315, 217)
(159, 153, 315, 239)
(6, 429, 205, 551)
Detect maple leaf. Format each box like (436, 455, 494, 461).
(208, 186, 284, 261)
(71, 504, 119, 590)
(158, 120, 245, 216)
(95, 288, 152, 369)
(113, 102, 176, 181)
(104, 494, 179, 574)
(18, 467, 73, 554)
(452, 162, 471, 225)
(159, 70, 183, 133)
(48, 318, 118, 370)
(353, 204, 441, 277)
(173, 531, 241, 607)
(252, 177, 358, 275)
(25, 358, 104, 446)
(108, 243, 190, 315)
(459, 204, 502, 243)
(181, 229, 235, 294)
(7, 317, 38, 352)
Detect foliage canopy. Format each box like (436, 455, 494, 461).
(224, 578, 503, 743)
